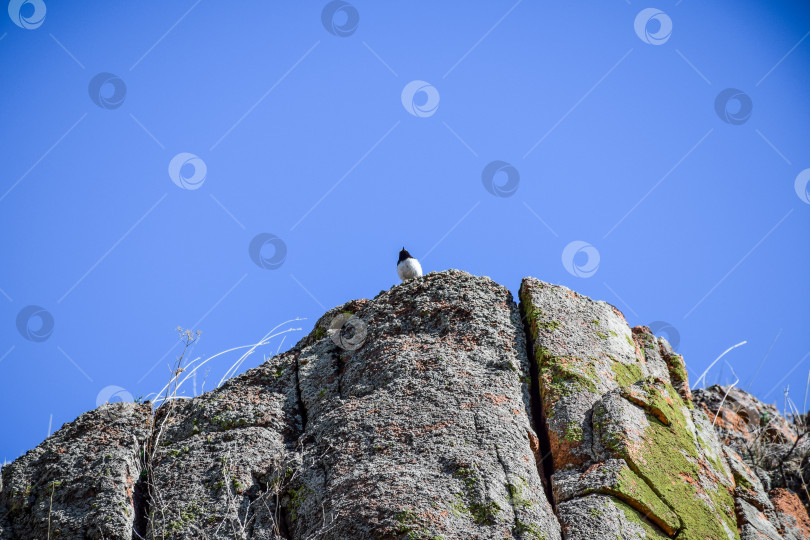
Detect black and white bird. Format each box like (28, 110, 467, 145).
(397, 248, 422, 282)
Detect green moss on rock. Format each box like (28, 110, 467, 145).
(609, 362, 643, 388)
(597, 380, 738, 540)
(614, 499, 667, 539)
(514, 520, 547, 539)
(537, 351, 598, 403)
(564, 422, 584, 443)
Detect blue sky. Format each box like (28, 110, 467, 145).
(1, 0, 809, 463)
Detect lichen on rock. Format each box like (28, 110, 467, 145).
(1, 271, 808, 539)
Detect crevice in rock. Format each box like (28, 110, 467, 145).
(276, 498, 293, 539)
(132, 413, 159, 540)
(294, 355, 308, 432)
(332, 350, 346, 399)
(518, 301, 556, 513)
(494, 444, 520, 539)
(131, 469, 149, 540)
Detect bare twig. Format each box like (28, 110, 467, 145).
(713, 378, 740, 427)
(779, 431, 810, 487)
(692, 341, 747, 389)
(46, 480, 57, 539)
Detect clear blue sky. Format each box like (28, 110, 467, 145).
(1, 0, 809, 463)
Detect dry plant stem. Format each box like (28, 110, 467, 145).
(713, 379, 740, 427)
(804, 369, 810, 429)
(779, 430, 809, 487)
(46, 481, 55, 539)
(142, 328, 200, 539)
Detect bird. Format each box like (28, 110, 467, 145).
(397, 247, 422, 282)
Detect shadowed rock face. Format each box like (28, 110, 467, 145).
(1, 270, 808, 539)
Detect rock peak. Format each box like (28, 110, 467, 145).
(1, 272, 807, 539)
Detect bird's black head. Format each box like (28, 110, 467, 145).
(398, 248, 412, 264)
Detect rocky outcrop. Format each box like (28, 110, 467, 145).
(520, 278, 737, 539)
(771, 489, 810, 539)
(694, 385, 810, 540)
(693, 385, 805, 488)
(1, 270, 808, 539)
(0, 403, 151, 538)
(276, 272, 560, 539)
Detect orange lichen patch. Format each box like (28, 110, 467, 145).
(583, 463, 601, 476)
(526, 430, 540, 453)
(677, 471, 700, 490)
(483, 394, 509, 406)
(125, 474, 134, 500)
(413, 358, 431, 371)
(547, 427, 585, 470)
(375, 420, 452, 441)
(628, 333, 646, 362)
(706, 408, 754, 440)
(770, 488, 810, 536)
(610, 305, 626, 321)
(440, 333, 479, 352)
(419, 421, 451, 434)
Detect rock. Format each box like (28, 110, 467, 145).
(556, 493, 669, 539)
(519, 278, 645, 472)
(694, 385, 796, 449)
(737, 498, 784, 540)
(593, 380, 737, 539)
(629, 327, 671, 384)
(551, 458, 680, 534)
(694, 384, 810, 528)
(2, 270, 808, 539)
(656, 332, 693, 404)
(770, 488, 810, 540)
(283, 270, 560, 539)
(521, 277, 739, 539)
(144, 349, 302, 538)
(0, 402, 151, 539)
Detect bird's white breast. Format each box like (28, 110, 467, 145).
(397, 258, 422, 281)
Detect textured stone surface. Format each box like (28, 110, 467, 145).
(144, 348, 302, 538)
(556, 493, 668, 539)
(3, 271, 809, 539)
(770, 488, 810, 540)
(520, 277, 739, 540)
(284, 270, 560, 539)
(694, 385, 796, 450)
(593, 380, 738, 539)
(725, 446, 783, 539)
(519, 278, 646, 472)
(121, 271, 559, 539)
(695, 384, 810, 535)
(551, 458, 679, 535)
(0, 402, 150, 539)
